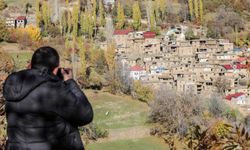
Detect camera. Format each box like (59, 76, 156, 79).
(56, 68, 70, 80)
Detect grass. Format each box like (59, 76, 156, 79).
(85, 90, 150, 129)
(8, 51, 33, 71)
(86, 137, 169, 150)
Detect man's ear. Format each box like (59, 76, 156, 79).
(27, 63, 31, 69)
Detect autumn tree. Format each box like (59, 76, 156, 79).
(77, 38, 87, 79)
(157, 0, 167, 22)
(0, 19, 9, 41)
(60, 11, 68, 35)
(194, 0, 199, 21)
(26, 25, 42, 42)
(81, 11, 94, 38)
(104, 42, 119, 94)
(104, 43, 116, 71)
(67, 11, 72, 35)
(132, 81, 154, 104)
(116, 1, 125, 29)
(72, 5, 79, 38)
(150, 7, 156, 32)
(92, 0, 97, 36)
(0, 0, 7, 11)
(132, 1, 141, 31)
(35, 0, 42, 27)
(199, 0, 203, 23)
(41, 1, 50, 32)
(98, 0, 106, 27)
(188, 0, 194, 20)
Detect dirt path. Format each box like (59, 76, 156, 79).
(95, 126, 151, 143)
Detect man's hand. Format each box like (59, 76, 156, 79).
(62, 68, 73, 81)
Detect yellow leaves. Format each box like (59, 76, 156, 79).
(15, 25, 41, 42)
(133, 81, 154, 103)
(104, 43, 116, 71)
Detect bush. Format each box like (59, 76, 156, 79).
(0, 19, 9, 42)
(79, 123, 109, 144)
(132, 81, 154, 104)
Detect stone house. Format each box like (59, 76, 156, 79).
(226, 93, 247, 105)
(129, 65, 146, 80)
(16, 16, 27, 28)
(5, 17, 16, 28)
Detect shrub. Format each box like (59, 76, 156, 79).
(132, 81, 154, 104)
(0, 19, 9, 42)
(79, 123, 109, 144)
(185, 122, 250, 150)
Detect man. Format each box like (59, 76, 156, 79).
(3, 46, 93, 150)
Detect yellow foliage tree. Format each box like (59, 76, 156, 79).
(104, 43, 116, 71)
(15, 25, 41, 42)
(26, 25, 42, 41)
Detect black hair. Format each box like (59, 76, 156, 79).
(31, 46, 59, 72)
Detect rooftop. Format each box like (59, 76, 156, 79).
(225, 92, 245, 101)
(113, 29, 134, 35)
(16, 16, 26, 20)
(129, 65, 145, 71)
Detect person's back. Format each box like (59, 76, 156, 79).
(3, 47, 93, 150)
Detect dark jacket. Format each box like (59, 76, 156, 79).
(3, 69, 93, 150)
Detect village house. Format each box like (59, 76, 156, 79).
(226, 93, 247, 105)
(113, 28, 250, 106)
(5, 17, 16, 28)
(16, 16, 27, 28)
(129, 65, 146, 80)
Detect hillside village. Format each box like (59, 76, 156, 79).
(2, 0, 250, 113)
(112, 27, 250, 112)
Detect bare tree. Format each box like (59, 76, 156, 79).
(149, 85, 205, 137)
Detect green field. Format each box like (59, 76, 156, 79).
(86, 137, 169, 150)
(85, 90, 150, 129)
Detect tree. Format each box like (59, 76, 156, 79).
(35, 0, 42, 27)
(116, 1, 125, 29)
(0, 0, 7, 11)
(77, 38, 87, 79)
(26, 25, 41, 41)
(0, 19, 9, 41)
(104, 43, 116, 71)
(41, 1, 50, 32)
(98, 0, 106, 27)
(60, 11, 68, 35)
(132, 1, 141, 31)
(72, 5, 79, 38)
(194, 0, 199, 21)
(149, 86, 204, 137)
(188, 0, 193, 20)
(199, 0, 203, 23)
(91, 0, 97, 36)
(67, 11, 72, 35)
(81, 11, 94, 38)
(157, 0, 167, 22)
(150, 7, 156, 32)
